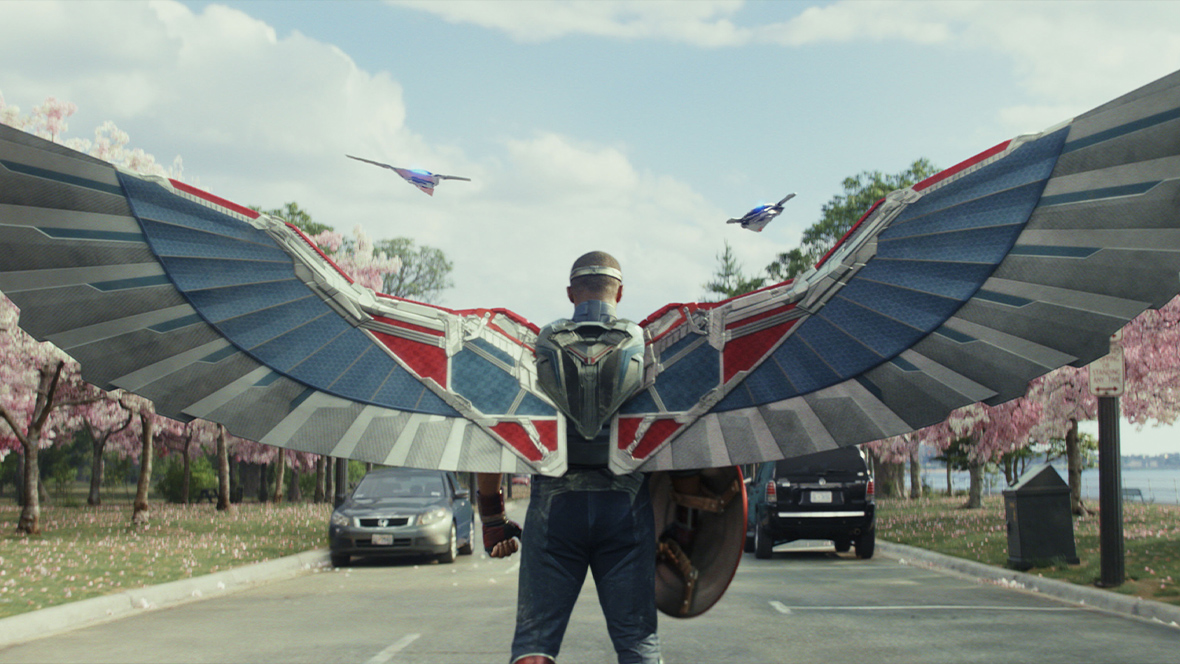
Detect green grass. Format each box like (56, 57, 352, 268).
(0, 501, 331, 618)
(877, 495, 1180, 606)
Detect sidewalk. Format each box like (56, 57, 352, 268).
(0, 549, 331, 648)
(878, 540, 1180, 628)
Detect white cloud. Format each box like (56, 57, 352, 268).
(390, 0, 1180, 134)
(391, 0, 750, 47)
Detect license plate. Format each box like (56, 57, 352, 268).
(810, 491, 832, 504)
(371, 534, 393, 546)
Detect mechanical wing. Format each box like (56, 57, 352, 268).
(0, 133, 560, 475)
(611, 68, 1180, 474)
(3, 69, 1180, 476)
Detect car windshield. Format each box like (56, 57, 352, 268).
(354, 473, 445, 499)
(775, 448, 865, 477)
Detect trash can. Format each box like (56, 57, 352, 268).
(1003, 464, 1079, 570)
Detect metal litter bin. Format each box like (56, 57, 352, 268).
(1004, 464, 1079, 570)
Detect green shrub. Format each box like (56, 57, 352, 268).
(156, 455, 217, 503)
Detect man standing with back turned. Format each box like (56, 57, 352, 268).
(477, 250, 661, 664)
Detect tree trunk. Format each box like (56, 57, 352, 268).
(131, 411, 154, 526)
(272, 453, 285, 504)
(87, 434, 106, 506)
(288, 468, 301, 502)
(18, 444, 40, 533)
(14, 363, 63, 533)
(964, 461, 984, 509)
(181, 441, 192, 505)
(314, 456, 326, 503)
(945, 464, 952, 495)
(257, 461, 269, 503)
(909, 454, 922, 499)
(1065, 418, 1090, 515)
(334, 457, 348, 507)
(216, 427, 230, 511)
(324, 458, 334, 503)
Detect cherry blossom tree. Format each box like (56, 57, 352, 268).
(0, 90, 181, 177)
(0, 296, 95, 532)
(118, 393, 159, 526)
(865, 433, 922, 499)
(307, 226, 402, 294)
(77, 394, 136, 506)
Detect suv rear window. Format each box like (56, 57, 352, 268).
(774, 447, 865, 477)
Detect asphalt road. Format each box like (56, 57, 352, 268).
(2, 511, 1178, 663)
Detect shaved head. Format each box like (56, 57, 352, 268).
(568, 251, 623, 304)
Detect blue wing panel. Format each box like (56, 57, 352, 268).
(772, 336, 842, 397)
(891, 128, 1067, 220)
(853, 260, 996, 301)
(702, 128, 1069, 414)
(515, 391, 557, 417)
(877, 224, 1025, 264)
(289, 327, 377, 389)
(213, 297, 326, 349)
(815, 296, 925, 360)
(158, 256, 294, 290)
(883, 181, 1049, 240)
(118, 174, 274, 244)
(452, 347, 523, 415)
(793, 317, 884, 379)
(250, 315, 347, 372)
(186, 280, 313, 322)
(619, 388, 660, 415)
(139, 218, 292, 262)
(652, 342, 719, 412)
(118, 172, 466, 418)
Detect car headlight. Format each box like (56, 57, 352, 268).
(417, 507, 448, 526)
(330, 512, 351, 527)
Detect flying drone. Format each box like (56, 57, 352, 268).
(727, 192, 796, 232)
(347, 154, 470, 196)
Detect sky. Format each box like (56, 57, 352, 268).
(1, 0, 1179, 455)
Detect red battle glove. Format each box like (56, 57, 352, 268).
(478, 490, 522, 557)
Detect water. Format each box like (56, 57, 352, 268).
(918, 466, 1180, 505)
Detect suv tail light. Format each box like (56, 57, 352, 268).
(866, 479, 875, 502)
(765, 480, 777, 503)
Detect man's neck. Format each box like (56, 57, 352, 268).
(572, 299, 616, 323)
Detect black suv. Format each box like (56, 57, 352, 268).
(746, 447, 876, 559)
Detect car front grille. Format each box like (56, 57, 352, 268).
(358, 517, 411, 528)
(357, 537, 414, 548)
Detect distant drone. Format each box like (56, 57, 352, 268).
(727, 193, 796, 232)
(347, 154, 471, 196)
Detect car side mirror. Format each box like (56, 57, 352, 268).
(455, 488, 470, 500)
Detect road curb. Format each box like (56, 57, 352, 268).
(879, 540, 1180, 629)
(0, 548, 331, 649)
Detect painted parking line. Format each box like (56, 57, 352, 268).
(364, 633, 421, 664)
(770, 604, 1079, 612)
(769, 601, 792, 614)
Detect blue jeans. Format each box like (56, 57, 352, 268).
(511, 472, 661, 664)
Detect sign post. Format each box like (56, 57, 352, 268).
(1089, 332, 1124, 587)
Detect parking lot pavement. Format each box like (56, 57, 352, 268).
(0, 504, 1175, 655)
